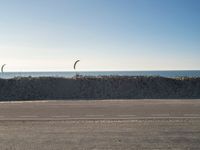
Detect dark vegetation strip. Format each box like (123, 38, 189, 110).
(0, 76, 200, 100)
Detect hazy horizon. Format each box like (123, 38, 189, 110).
(2, 69, 200, 72)
(0, 0, 199, 71)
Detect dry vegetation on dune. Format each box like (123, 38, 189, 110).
(0, 76, 200, 100)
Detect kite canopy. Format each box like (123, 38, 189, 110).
(73, 60, 80, 70)
(1, 64, 6, 73)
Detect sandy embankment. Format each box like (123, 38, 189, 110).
(0, 76, 200, 100)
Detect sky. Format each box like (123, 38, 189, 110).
(0, 0, 199, 71)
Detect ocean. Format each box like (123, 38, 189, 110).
(0, 71, 200, 79)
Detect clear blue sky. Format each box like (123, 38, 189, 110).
(0, 0, 199, 71)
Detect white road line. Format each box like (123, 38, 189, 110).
(118, 115, 136, 117)
(151, 114, 170, 116)
(85, 115, 105, 117)
(51, 115, 70, 118)
(184, 114, 200, 117)
(47, 116, 200, 120)
(136, 116, 200, 119)
(0, 116, 200, 120)
(19, 115, 38, 118)
(0, 101, 49, 104)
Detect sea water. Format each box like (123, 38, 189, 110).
(0, 71, 200, 79)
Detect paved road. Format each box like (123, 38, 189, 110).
(0, 99, 200, 120)
(0, 100, 200, 150)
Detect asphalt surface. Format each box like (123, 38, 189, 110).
(0, 100, 200, 150)
(0, 99, 200, 120)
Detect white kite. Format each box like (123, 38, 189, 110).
(73, 60, 80, 70)
(1, 64, 6, 73)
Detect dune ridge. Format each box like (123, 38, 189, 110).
(0, 76, 200, 100)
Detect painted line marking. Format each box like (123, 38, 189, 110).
(136, 116, 200, 119)
(85, 115, 105, 117)
(51, 115, 70, 118)
(46, 116, 200, 120)
(0, 116, 200, 121)
(118, 115, 136, 117)
(19, 115, 38, 118)
(184, 114, 200, 117)
(151, 114, 170, 116)
(0, 101, 49, 104)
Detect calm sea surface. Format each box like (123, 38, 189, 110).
(0, 71, 200, 79)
